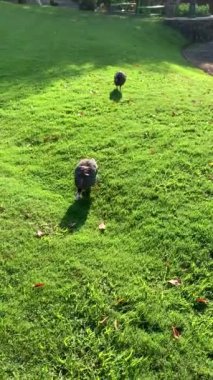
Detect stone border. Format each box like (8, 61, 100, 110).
(183, 41, 213, 75)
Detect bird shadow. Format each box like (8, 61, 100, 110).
(59, 198, 92, 232)
(109, 89, 122, 102)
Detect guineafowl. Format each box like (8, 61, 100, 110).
(74, 158, 98, 200)
(114, 71, 126, 91)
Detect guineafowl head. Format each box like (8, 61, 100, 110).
(74, 159, 98, 199)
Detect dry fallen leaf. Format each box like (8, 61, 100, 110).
(114, 319, 119, 330)
(33, 283, 45, 288)
(36, 230, 45, 238)
(115, 298, 126, 305)
(99, 222, 106, 231)
(149, 148, 156, 155)
(195, 297, 209, 304)
(24, 212, 32, 219)
(99, 316, 108, 325)
(172, 326, 181, 339)
(168, 278, 182, 286)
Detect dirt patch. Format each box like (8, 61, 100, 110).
(183, 41, 213, 75)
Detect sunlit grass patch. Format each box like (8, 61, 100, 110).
(0, 2, 212, 379)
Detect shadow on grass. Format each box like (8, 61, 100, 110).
(60, 198, 92, 231)
(109, 89, 122, 102)
(193, 302, 208, 313)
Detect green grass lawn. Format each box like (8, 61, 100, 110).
(0, 2, 212, 379)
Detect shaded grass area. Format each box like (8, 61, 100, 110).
(0, 2, 213, 379)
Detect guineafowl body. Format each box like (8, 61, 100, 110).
(75, 159, 98, 199)
(114, 71, 126, 90)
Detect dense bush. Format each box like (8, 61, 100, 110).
(195, 4, 210, 15)
(176, 2, 210, 16)
(79, 0, 97, 10)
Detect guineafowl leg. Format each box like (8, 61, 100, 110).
(76, 188, 82, 200)
(84, 188, 91, 197)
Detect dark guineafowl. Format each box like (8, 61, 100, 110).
(74, 159, 98, 200)
(114, 71, 126, 91)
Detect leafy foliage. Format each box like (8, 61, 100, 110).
(176, 2, 210, 17)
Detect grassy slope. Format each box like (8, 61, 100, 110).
(0, 2, 212, 379)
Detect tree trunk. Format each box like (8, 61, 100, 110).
(189, 0, 196, 16)
(209, 0, 213, 14)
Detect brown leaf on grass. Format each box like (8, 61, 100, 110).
(196, 297, 209, 304)
(99, 316, 108, 325)
(99, 222, 106, 231)
(24, 212, 32, 219)
(149, 148, 156, 155)
(115, 298, 126, 305)
(168, 278, 182, 286)
(114, 319, 119, 330)
(33, 283, 45, 288)
(172, 326, 181, 339)
(35, 230, 45, 238)
(43, 134, 60, 143)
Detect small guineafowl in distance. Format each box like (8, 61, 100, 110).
(74, 158, 98, 200)
(114, 71, 126, 91)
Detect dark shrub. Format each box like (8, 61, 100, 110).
(50, 0, 59, 5)
(79, 0, 97, 10)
